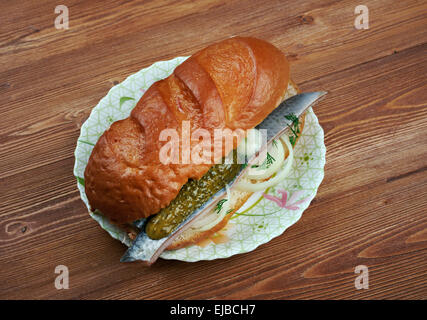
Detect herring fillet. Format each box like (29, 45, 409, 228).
(121, 91, 327, 265)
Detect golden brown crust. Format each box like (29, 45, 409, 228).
(84, 37, 290, 224)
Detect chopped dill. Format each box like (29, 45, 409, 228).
(272, 139, 278, 148)
(265, 152, 276, 167)
(251, 152, 275, 169)
(215, 199, 228, 214)
(285, 113, 300, 146)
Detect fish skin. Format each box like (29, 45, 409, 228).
(121, 91, 327, 265)
(256, 91, 328, 141)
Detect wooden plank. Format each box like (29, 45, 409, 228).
(0, 0, 426, 299)
(1, 0, 426, 181)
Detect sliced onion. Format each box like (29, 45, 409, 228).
(246, 139, 284, 180)
(190, 185, 231, 232)
(235, 135, 294, 192)
(188, 135, 294, 232)
(236, 128, 263, 160)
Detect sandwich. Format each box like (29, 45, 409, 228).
(84, 37, 318, 263)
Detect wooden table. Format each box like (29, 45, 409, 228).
(1, 0, 426, 300)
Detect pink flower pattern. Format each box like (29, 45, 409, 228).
(263, 189, 311, 210)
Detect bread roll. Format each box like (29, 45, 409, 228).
(84, 36, 290, 225)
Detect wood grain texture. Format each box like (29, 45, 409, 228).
(0, 0, 426, 300)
